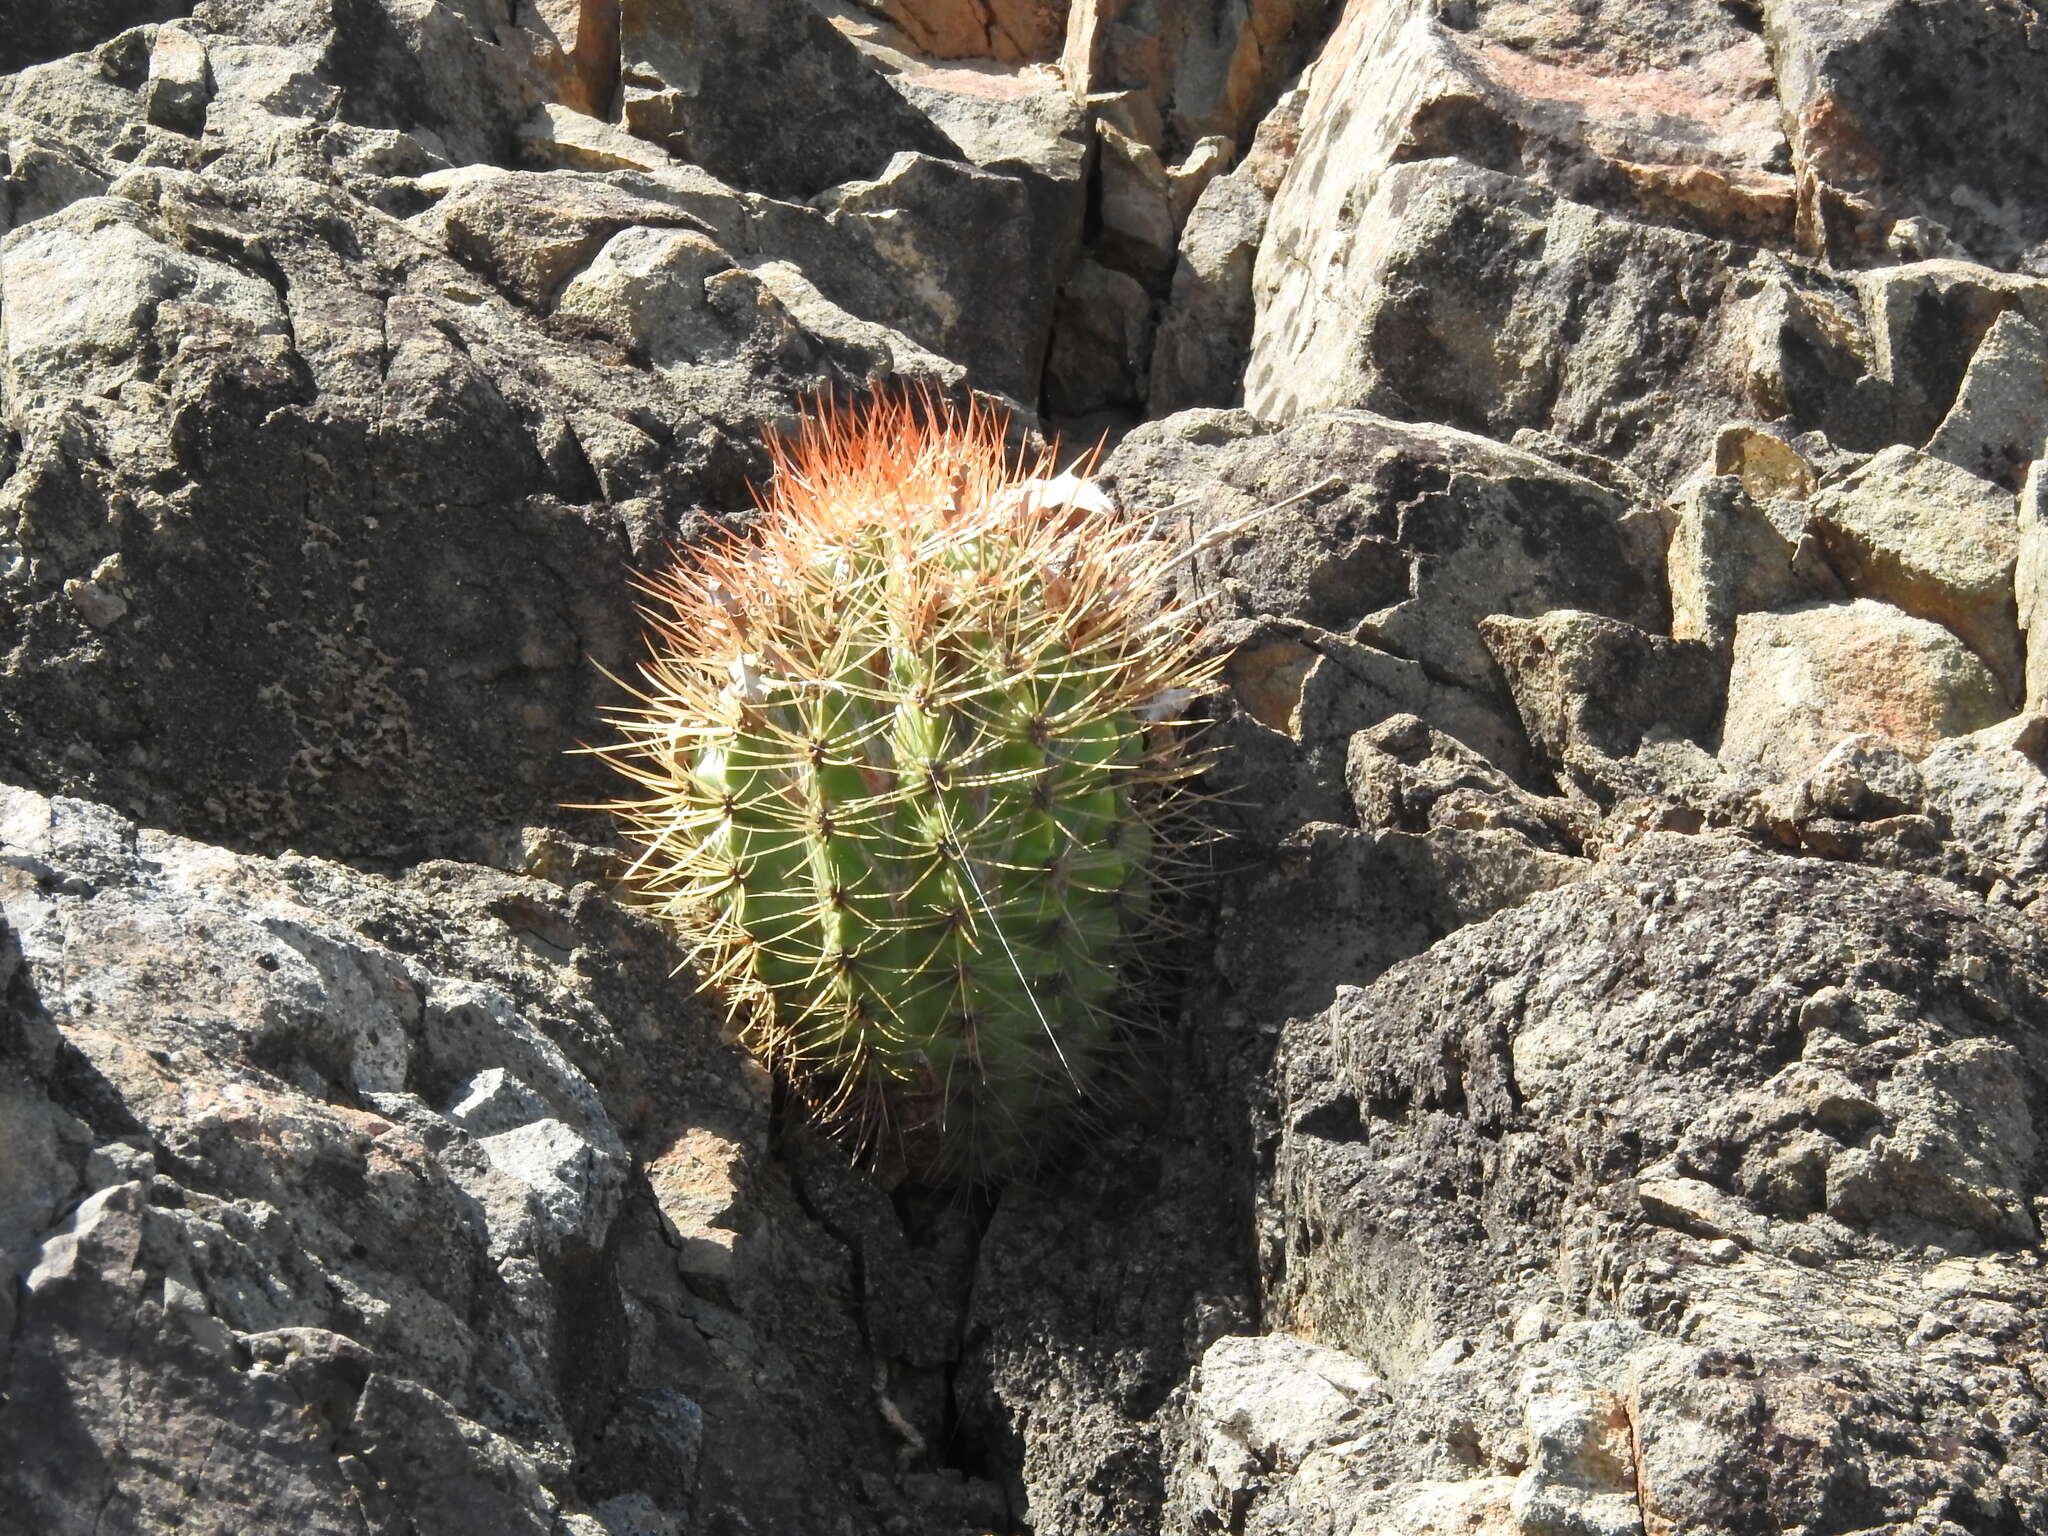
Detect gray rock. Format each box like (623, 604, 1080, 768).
(1266, 841, 2048, 1534)
(1850, 260, 2048, 447)
(1721, 600, 2010, 779)
(1251, 157, 1774, 488)
(409, 170, 708, 311)
(1806, 444, 2023, 697)
(618, 0, 960, 203)
(192, 0, 549, 168)
(815, 150, 1056, 401)
(1763, 0, 2048, 268)
(1480, 609, 1725, 786)
(0, 192, 290, 414)
(1666, 472, 1836, 657)
(0, 162, 906, 864)
(0, 781, 1001, 1535)
(2021, 453, 2048, 712)
(1102, 408, 1667, 791)
(1926, 309, 2048, 491)
(1919, 714, 2048, 908)
(1149, 87, 1301, 414)
(1061, 0, 1336, 161)
(0, 3, 199, 76)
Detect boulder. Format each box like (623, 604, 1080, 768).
(408, 169, 706, 309)
(1665, 473, 1835, 656)
(0, 782, 1005, 1535)
(0, 168, 872, 863)
(1925, 309, 2048, 492)
(1762, 0, 2048, 267)
(0, 2, 199, 76)
(815, 151, 1057, 401)
(1480, 609, 1724, 782)
(1261, 840, 2048, 1534)
(1100, 408, 1668, 785)
(617, 0, 960, 202)
(1720, 600, 2009, 779)
(1805, 444, 2022, 696)
(1149, 86, 1302, 413)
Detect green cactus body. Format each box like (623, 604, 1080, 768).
(596, 396, 1215, 1176)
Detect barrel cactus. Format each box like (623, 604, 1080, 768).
(594, 393, 1218, 1177)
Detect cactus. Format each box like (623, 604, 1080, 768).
(593, 393, 1217, 1177)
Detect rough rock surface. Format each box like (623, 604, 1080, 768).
(10, 2, 2048, 1534)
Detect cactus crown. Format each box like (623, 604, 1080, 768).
(594, 393, 1218, 1179)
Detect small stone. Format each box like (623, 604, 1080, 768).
(1707, 1238, 1743, 1265)
(63, 577, 128, 630)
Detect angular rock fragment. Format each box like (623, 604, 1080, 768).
(1150, 86, 1302, 413)
(1720, 599, 2009, 778)
(618, 0, 960, 202)
(815, 150, 1055, 401)
(2020, 454, 2048, 712)
(1480, 609, 1724, 783)
(1763, 0, 2048, 267)
(410, 170, 707, 309)
(1805, 444, 2022, 696)
(1666, 473, 1835, 656)
(1925, 309, 2048, 492)
(1103, 407, 1666, 787)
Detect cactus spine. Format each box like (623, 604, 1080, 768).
(595, 394, 1216, 1177)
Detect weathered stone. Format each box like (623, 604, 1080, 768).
(1253, 157, 1759, 488)
(0, 194, 290, 420)
(1150, 86, 1301, 413)
(1849, 261, 2048, 447)
(1762, 0, 2048, 268)
(2020, 454, 2048, 712)
(192, 0, 550, 168)
(1925, 309, 2048, 492)
(1713, 423, 1819, 503)
(1666, 474, 1833, 656)
(0, 118, 117, 238)
(1060, 0, 1335, 159)
(876, 0, 1067, 62)
(555, 225, 812, 375)
(0, 781, 1006, 1535)
(0, 2, 199, 76)
(1103, 408, 1667, 787)
(618, 0, 960, 203)
(1266, 842, 2048, 1535)
(1919, 714, 2048, 907)
(815, 150, 1056, 401)
(517, 102, 675, 174)
(0, 167, 856, 863)
(888, 60, 1088, 269)
(1480, 610, 1724, 783)
(513, 0, 619, 118)
(410, 170, 706, 309)
(1805, 443, 2022, 696)
(1794, 731, 1925, 823)
(142, 22, 212, 135)
(1721, 600, 2009, 779)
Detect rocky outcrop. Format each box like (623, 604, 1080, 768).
(9, 2, 2048, 1535)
